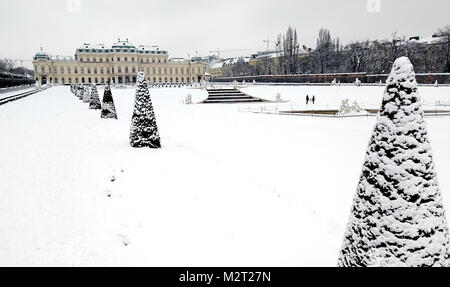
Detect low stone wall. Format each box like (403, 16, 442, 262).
(213, 73, 450, 85)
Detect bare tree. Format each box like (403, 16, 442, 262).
(438, 25, 450, 72)
(283, 26, 299, 74)
(346, 41, 369, 72)
(316, 28, 333, 73)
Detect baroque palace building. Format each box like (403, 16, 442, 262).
(33, 39, 206, 85)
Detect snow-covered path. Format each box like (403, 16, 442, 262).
(1, 85, 450, 266)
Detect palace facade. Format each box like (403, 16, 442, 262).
(33, 39, 206, 85)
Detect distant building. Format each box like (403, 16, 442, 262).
(210, 57, 252, 78)
(33, 39, 206, 85)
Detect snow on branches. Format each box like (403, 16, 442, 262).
(339, 57, 450, 267)
(129, 72, 161, 148)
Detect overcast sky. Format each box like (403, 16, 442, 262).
(1, 0, 449, 68)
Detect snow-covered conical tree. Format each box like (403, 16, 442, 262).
(129, 72, 161, 148)
(89, 84, 101, 110)
(77, 85, 83, 100)
(101, 84, 117, 119)
(83, 85, 91, 103)
(338, 57, 450, 267)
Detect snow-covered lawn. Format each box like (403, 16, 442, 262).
(1, 85, 450, 266)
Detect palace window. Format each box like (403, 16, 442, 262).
(153, 77, 156, 83)
(132, 67, 136, 73)
(67, 67, 71, 74)
(41, 66, 45, 73)
(131, 58, 134, 62)
(69, 78, 72, 83)
(81, 67, 84, 73)
(152, 68, 156, 74)
(125, 57, 128, 62)
(158, 59, 161, 63)
(117, 57, 120, 62)
(118, 67, 122, 73)
(125, 67, 129, 73)
(158, 68, 161, 74)
(88, 68, 91, 74)
(74, 68, 78, 74)
(100, 68, 104, 74)
(169, 68, 172, 75)
(152, 59, 155, 63)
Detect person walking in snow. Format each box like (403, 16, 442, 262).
(306, 95, 310, 105)
(312, 95, 316, 105)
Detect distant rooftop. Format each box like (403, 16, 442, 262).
(76, 39, 167, 54)
(33, 47, 50, 61)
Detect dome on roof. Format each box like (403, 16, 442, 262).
(34, 48, 50, 60)
(112, 38, 136, 49)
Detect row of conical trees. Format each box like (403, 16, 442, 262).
(71, 83, 117, 119)
(339, 57, 450, 267)
(70, 72, 161, 149)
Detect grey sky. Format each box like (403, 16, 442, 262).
(1, 0, 449, 68)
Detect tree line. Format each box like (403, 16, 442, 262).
(223, 26, 450, 77)
(0, 58, 34, 77)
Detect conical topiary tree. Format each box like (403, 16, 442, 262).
(101, 83, 117, 119)
(338, 57, 450, 267)
(129, 72, 161, 148)
(77, 85, 83, 100)
(83, 85, 91, 103)
(89, 84, 101, 110)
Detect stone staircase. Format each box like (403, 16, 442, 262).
(203, 88, 263, 104)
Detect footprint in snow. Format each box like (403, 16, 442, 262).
(105, 189, 113, 198)
(117, 234, 130, 247)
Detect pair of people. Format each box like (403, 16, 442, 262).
(306, 95, 316, 105)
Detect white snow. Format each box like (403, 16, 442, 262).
(1, 84, 450, 266)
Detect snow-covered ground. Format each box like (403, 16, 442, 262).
(1, 84, 450, 266)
